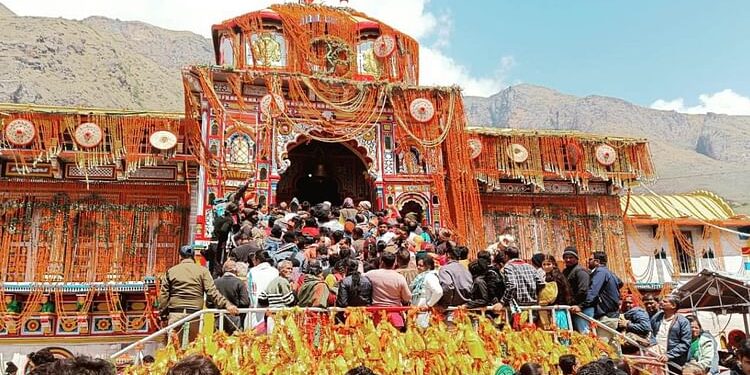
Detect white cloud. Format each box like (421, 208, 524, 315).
(651, 89, 750, 116)
(419, 48, 513, 96)
(2, 0, 510, 96)
(651, 98, 687, 112)
(348, 0, 437, 41)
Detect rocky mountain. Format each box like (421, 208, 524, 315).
(0, 5, 747, 213)
(464, 85, 750, 214)
(0, 2, 14, 17)
(0, 7, 211, 111)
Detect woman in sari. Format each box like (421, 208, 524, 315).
(539, 254, 573, 331)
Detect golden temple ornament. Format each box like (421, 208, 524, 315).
(468, 138, 482, 159)
(374, 34, 396, 58)
(260, 94, 286, 117)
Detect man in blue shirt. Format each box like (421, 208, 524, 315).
(571, 251, 622, 350)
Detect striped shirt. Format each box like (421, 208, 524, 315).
(259, 276, 295, 308)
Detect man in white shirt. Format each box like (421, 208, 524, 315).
(652, 295, 691, 374)
(248, 251, 279, 328)
(410, 256, 443, 327)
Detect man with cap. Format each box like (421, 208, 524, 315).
(562, 246, 592, 333)
(357, 200, 374, 219)
(159, 245, 240, 341)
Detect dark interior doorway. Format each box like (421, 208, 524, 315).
(399, 200, 425, 223)
(276, 140, 372, 206)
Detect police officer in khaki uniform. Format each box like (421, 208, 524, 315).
(158, 245, 240, 341)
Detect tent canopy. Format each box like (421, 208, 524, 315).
(675, 269, 750, 313)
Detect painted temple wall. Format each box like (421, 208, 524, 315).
(479, 193, 626, 255)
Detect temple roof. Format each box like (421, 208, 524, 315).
(622, 190, 741, 221)
(0, 102, 183, 118)
(466, 126, 648, 143)
(466, 126, 655, 189)
(208, 3, 421, 84)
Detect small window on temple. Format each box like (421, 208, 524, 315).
(739, 226, 750, 241)
(654, 248, 667, 259)
(219, 35, 235, 67)
(227, 134, 253, 165)
(210, 119, 219, 136)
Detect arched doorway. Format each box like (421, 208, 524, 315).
(400, 201, 424, 223)
(276, 140, 372, 206)
(396, 193, 429, 225)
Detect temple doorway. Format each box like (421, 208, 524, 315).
(276, 140, 373, 206)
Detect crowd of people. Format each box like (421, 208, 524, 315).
(6, 352, 633, 375)
(148, 193, 749, 375)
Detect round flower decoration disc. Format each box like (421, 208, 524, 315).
(26, 319, 39, 331)
(74, 122, 103, 148)
(260, 94, 286, 117)
(506, 143, 529, 163)
(4, 119, 36, 146)
(468, 138, 482, 159)
(373, 34, 396, 58)
(149, 130, 178, 150)
(409, 98, 435, 123)
(278, 123, 292, 135)
(595, 144, 617, 166)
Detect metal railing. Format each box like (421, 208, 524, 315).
(110, 305, 676, 374)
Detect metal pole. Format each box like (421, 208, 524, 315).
(572, 311, 661, 357)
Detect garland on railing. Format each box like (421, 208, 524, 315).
(123, 309, 614, 375)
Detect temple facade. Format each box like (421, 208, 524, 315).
(0, 104, 201, 355)
(0, 3, 655, 353)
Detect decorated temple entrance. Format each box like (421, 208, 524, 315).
(275, 140, 373, 206)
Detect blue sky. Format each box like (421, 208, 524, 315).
(3, 0, 750, 114)
(424, 0, 750, 108)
